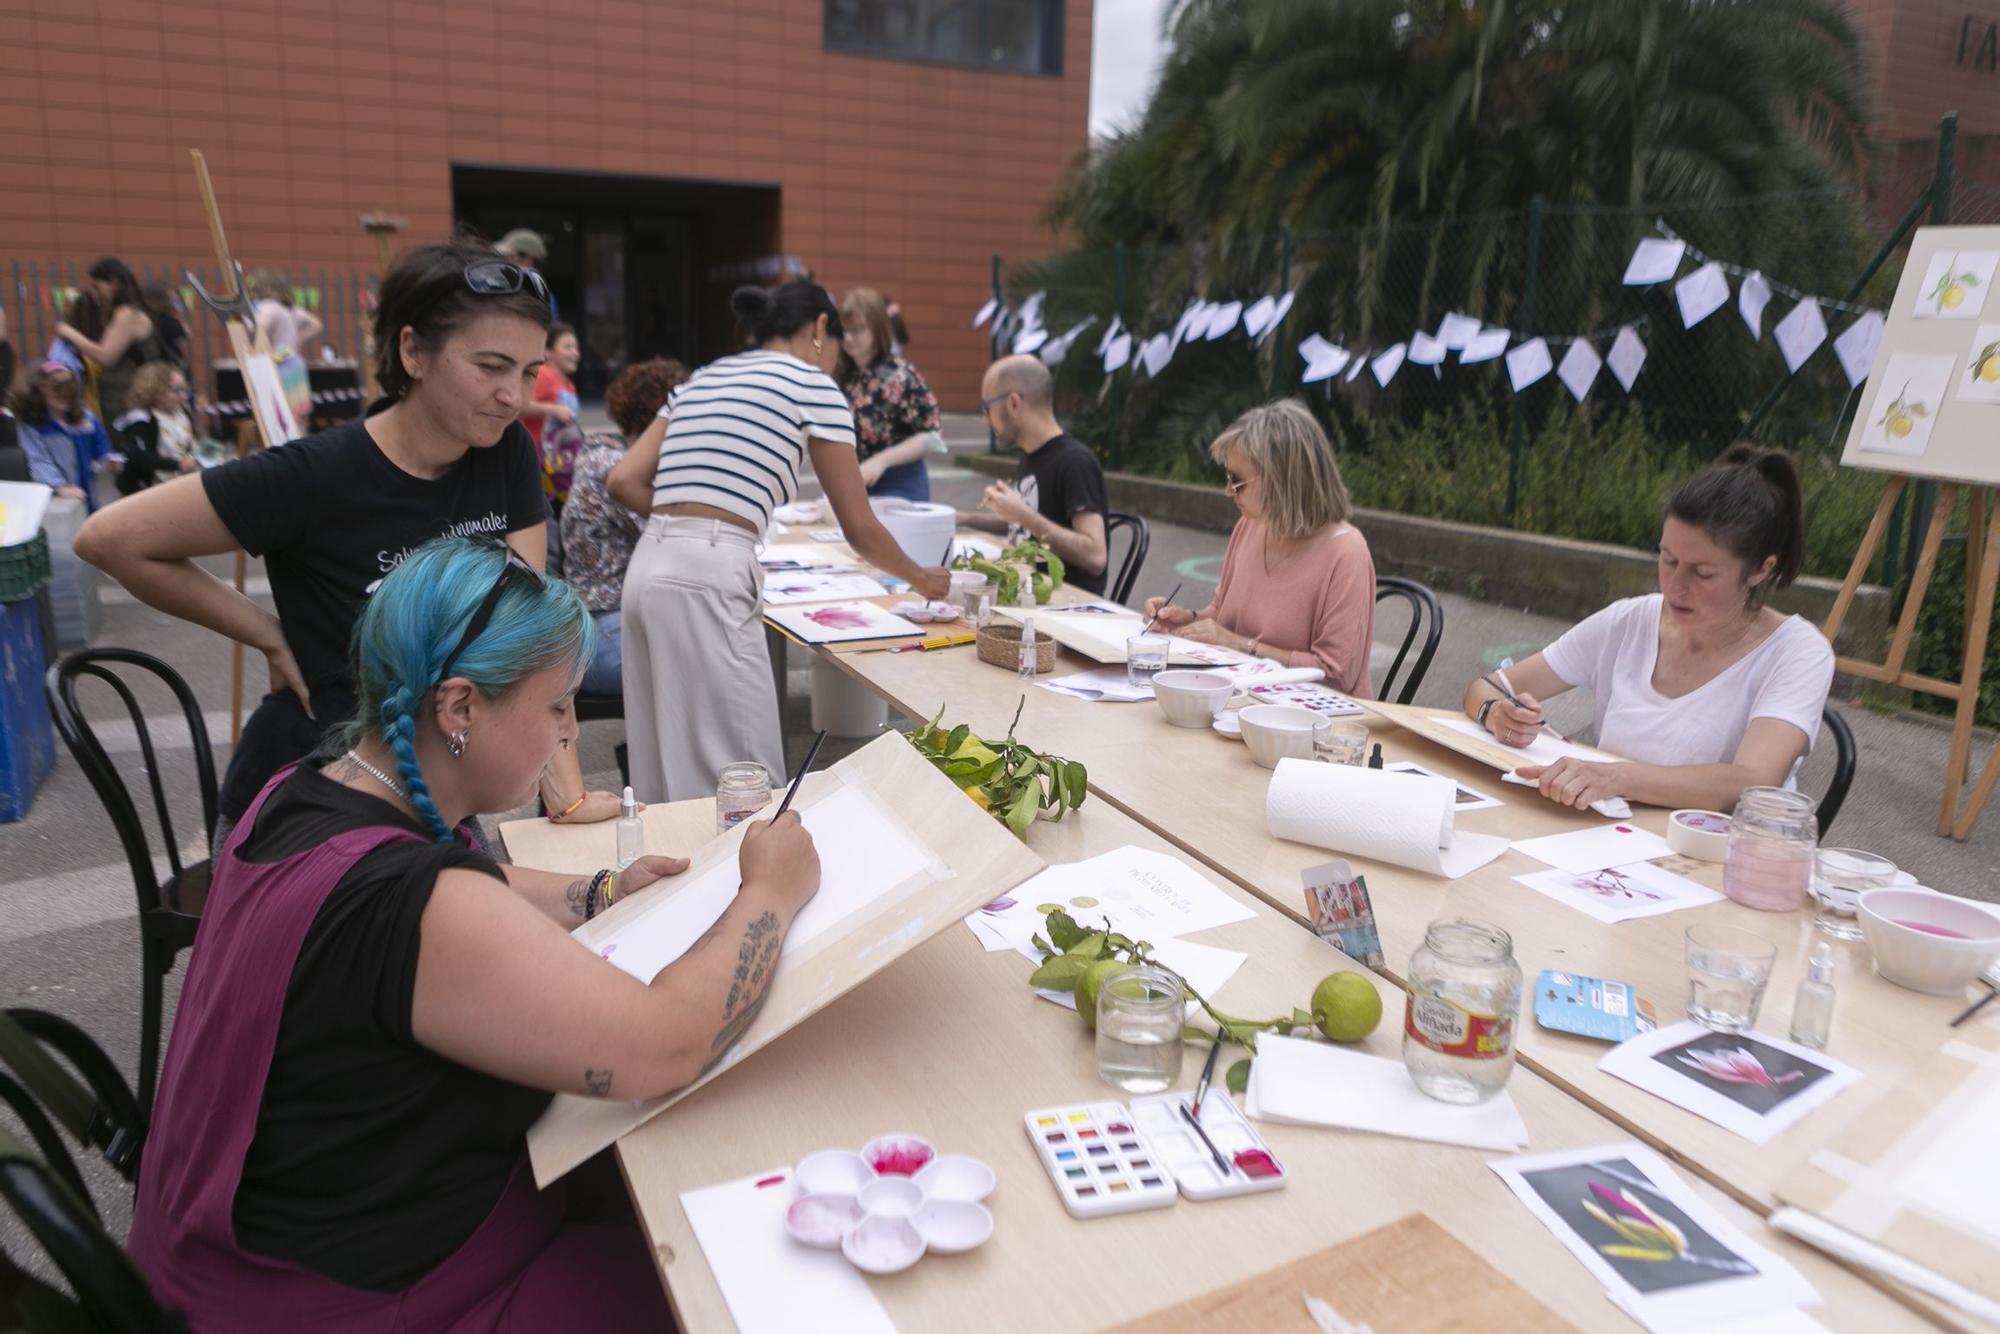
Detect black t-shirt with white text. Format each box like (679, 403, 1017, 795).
(1014, 432, 1109, 595)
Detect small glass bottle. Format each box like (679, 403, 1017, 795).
(1403, 918, 1522, 1104)
(715, 762, 771, 834)
(1789, 942, 1837, 1049)
(1017, 616, 1038, 679)
(1722, 786, 1819, 912)
(614, 785, 644, 870)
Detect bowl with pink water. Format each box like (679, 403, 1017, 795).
(1857, 888, 2000, 995)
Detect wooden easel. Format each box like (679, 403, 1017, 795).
(1822, 476, 2000, 839)
(357, 212, 405, 404)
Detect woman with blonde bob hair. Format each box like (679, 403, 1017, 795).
(1146, 399, 1376, 693)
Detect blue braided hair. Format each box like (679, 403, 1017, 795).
(343, 537, 593, 842)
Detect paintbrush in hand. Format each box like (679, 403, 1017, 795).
(1139, 581, 1183, 636)
(774, 729, 828, 818)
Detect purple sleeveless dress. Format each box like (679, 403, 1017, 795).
(128, 767, 671, 1331)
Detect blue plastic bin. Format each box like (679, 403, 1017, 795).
(0, 534, 56, 822)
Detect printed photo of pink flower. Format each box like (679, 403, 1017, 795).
(1675, 1046, 1805, 1088)
(1650, 1030, 1832, 1115)
(1579, 1175, 1755, 1276)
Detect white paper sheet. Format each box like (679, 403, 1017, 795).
(1017, 290, 1047, 332)
(1370, 343, 1407, 386)
(1505, 337, 1554, 391)
(1674, 261, 1730, 329)
(1298, 333, 1351, 384)
(1205, 300, 1243, 339)
(1954, 322, 2000, 404)
(681, 1167, 896, 1334)
(1831, 310, 1884, 388)
(1491, 1142, 1819, 1333)
(1139, 333, 1174, 378)
(762, 572, 890, 605)
(1608, 325, 1648, 392)
(1461, 328, 1511, 363)
(1623, 238, 1688, 286)
(759, 544, 853, 569)
(1916, 250, 1998, 320)
(0, 482, 53, 545)
(1511, 823, 1675, 875)
(1344, 353, 1367, 382)
(1859, 352, 1953, 458)
(1895, 1076, 2000, 1244)
(1434, 715, 1616, 773)
(1096, 315, 1125, 356)
(767, 601, 924, 644)
(1246, 1033, 1528, 1150)
(1773, 299, 1828, 373)
(1438, 312, 1484, 350)
(1241, 295, 1278, 339)
(1013, 327, 1049, 356)
(972, 298, 998, 329)
(1265, 759, 1509, 880)
(1558, 339, 1603, 402)
(1597, 1022, 1862, 1146)
(1383, 760, 1501, 811)
(1408, 331, 1446, 366)
(1037, 665, 1155, 703)
(1269, 290, 1296, 328)
(1514, 860, 1724, 925)
(1103, 332, 1133, 373)
(977, 845, 1257, 955)
(1739, 272, 1774, 339)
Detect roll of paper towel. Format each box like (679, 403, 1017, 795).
(1265, 758, 1509, 879)
(871, 499, 958, 567)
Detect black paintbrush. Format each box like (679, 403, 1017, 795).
(1179, 1100, 1231, 1176)
(1950, 980, 1999, 1028)
(1140, 581, 1184, 635)
(1191, 1028, 1224, 1120)
(774, 730, 828, 818)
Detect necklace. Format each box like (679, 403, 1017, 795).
(343, 749, 408, 800)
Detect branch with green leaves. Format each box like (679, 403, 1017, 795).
(952, 538, 1065, 605)
(906, 698, 1087, 839)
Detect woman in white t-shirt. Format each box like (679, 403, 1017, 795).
(1461, 443, 1834, 811)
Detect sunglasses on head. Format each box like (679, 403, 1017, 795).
(463, 258, 552, 310)
(436, 542, 546, 685)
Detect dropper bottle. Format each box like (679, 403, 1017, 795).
(615, 785, 643, 870)
(1789, 942, 1836, 1049)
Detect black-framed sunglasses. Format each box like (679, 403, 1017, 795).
(436, 543, 546, 685)
(464, 258, 552, 310)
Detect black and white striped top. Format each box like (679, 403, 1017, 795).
(650, 350, 857, 531)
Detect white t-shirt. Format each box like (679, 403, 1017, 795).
(1540, 594, 1834, 786)
(650, 350, 857, 534)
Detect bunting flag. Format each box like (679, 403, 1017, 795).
(1556, 339, 1602, 402)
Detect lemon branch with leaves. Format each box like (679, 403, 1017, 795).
(906, 698, 1086, 839)
(1872, 378, 1930, 440)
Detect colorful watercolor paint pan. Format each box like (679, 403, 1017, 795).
(1128, 1089, 1288, 1201)
(1021, 1100, 1178, 1220)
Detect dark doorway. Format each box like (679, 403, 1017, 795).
(452, 164, 782, 397)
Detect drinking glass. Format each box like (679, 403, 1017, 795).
(716, 761, 771, 834)
(1684, 922, 1778, 1032)
(1095, 963, 1185, 1094)
(1811, 848, 1898, 940)
(1126, 634, 1170, 688)
(1314, 718, 1370, 765)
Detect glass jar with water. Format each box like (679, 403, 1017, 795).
(1095, 963, 1185, 1094)
(1722, 786, 1818, 912)
(715, 762, 771, 834)
(1402, 919, 1521, 1104)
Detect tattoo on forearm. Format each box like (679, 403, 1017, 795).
(683, 913, 730, 957)
(583, 1068, 613, 1097)
(564, 877, 590, 920)
(713, 911, 781, 1054)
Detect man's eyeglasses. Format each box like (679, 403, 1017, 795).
(977, 391, 1013, 414)
(464, 258, 552, 311)
(437, 543, 546, 684)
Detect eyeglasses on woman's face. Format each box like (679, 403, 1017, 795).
(1223, 470, 1256, 497)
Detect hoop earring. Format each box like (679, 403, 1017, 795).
(448, 730, 468, 758)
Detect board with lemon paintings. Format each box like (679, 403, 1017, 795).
(1841, 226, 2000, 485)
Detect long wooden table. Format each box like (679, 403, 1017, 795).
(501, 795, 1929, 1332)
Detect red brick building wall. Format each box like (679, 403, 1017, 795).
(1856, 0, 2000, 216)
(0, 0, 1091, 404)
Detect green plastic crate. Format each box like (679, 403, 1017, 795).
(0, 531, 50, 604)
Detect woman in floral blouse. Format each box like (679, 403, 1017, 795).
(838, 288, 943, 503)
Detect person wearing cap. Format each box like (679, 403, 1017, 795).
(496, 229, 556, 318)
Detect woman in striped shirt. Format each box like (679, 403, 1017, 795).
(608, 281, 950, 799)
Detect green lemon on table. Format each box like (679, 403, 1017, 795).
(1311, 972, 1383, 1043)
(1076, 958, 1125, 1032)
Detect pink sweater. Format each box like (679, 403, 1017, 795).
(1209, 519, 1376, 696)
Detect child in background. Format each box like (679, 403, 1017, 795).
(521, 322, 582, 509)
(11, 362, 118, 509)
(111, 362, 200, 495)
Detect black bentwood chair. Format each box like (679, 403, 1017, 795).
(571, 693, 629, 790)
(1103, 512, 1150, 607)
(0, 1007, 147, 1206)
(45, 649, 216, 1119)
(1815, 704, 1858, 838)
(1373, 576, 1445, 705)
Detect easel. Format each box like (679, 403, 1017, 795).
(356, 212, 405, 404)
(184, 149, 288, 747)
(1822, 476, 2000, 839)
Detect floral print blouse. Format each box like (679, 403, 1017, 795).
(844, 355, 941, 462)
(558, 434, 642, 612)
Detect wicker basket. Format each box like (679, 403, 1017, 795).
(976, 621, 1057, 674)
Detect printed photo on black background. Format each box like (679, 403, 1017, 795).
(1520, 1157, 1758, 1296)
(1649, 1029, 1834, 1116)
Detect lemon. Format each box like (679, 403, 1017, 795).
(1980, 357, 1999, 383)
(1076, 958, 1125, 1031)
(1311, 972, 1384, 1043)
(1945, 284, 1966, 310)
(1890, 412, 1915, 438)
(967, 787, 992, 811)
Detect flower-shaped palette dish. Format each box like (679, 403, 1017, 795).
(890, 600, 962, 625)
(783, 1133, 996, 1275)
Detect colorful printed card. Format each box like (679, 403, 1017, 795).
(1301, 858, 1384, 970)
(1534, 970, 1657, 1043)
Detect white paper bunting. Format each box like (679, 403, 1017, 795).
(1773, 299, 1828, 373)
(1674, 261, 1730, 329)
(1344, 353, 1368, 383)
(1140, 333, 1175, 378)
(1268, 291, 1296, 329)
(1013, 327, 1049, 356)
(1298, 334, 1351, 384)
(1556, 339, 1602, 402)
(1461, 328, 1511, 364)
(1017, 291, 1047, 334)
(1832, 310, 1885, 387)
(1205, 300, 1243, 340)
(972, 298, 998, 329)
(1622, 238, 1687, 286)
(1241, 295, 1278, 339)
(1437, 312, 1483, 350)
(1408, 332, 1446, 366)
(1607, 326, 1647, 392)
(1171, 301, 1205, 347)
(1039, 318, 1098, 367)
(1371, 343, 1408, 386)
(1505, 338, 1554, 391)
(1096, 315, 1125, 356)
(1102, 332, 1133, 374)
(1738, 271, 1773, 340)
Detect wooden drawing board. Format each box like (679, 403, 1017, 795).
(1358, 697, 1619, 776)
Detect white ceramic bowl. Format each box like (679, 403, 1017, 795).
(1238, 705, 1321, 769)
(1857, 888, 2000, 995)
(1151, 670, 1236, 728)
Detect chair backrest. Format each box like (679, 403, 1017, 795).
(0, 1009, 145, 1189)
(0, 1131, 182, 1333)
(1816, 704, 1857, 839)
(1373, 576, 1445, 705)
(44, 649, 218, 917)
(1102, 512, 1150, 606)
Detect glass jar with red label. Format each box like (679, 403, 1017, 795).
(1402, 918, 1522, 1104)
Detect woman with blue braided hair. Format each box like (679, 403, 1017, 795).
(129, 537, 822, 1331)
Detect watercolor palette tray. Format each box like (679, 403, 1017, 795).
(1129, 1090, 1287, 1200)
(782, 1133, 996, 1274)
(1024, 1101, 1178, 1219)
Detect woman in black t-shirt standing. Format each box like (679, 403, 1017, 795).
(77, 239, 623, 838)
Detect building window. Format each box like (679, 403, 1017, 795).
(825, 0, 1063, 76)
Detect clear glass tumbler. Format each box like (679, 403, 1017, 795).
(716, 761, 772, 834)
(1811, 847, 1898, 940)
(1684, 922, 1778, 1032)
(1126, 634, 1170, 689)
(1722, 786, 1819, 912)
(1314, 718, 1370, 765)
(1095, 963, 1185, 1094)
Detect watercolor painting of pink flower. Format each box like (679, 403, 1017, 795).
(1580, 1174, 1754, 1274)
(1569, 869, 1666, 904)
(804, 605, 875, 630)
(1675, 1046, 1805, 1088)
